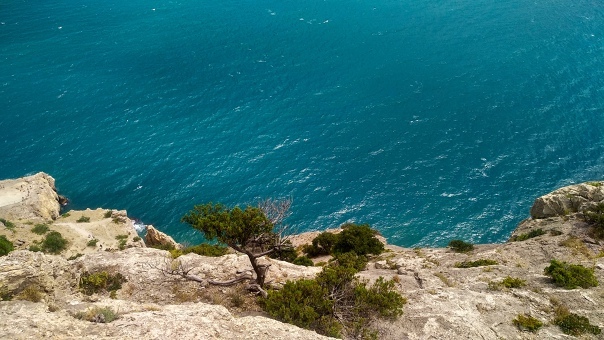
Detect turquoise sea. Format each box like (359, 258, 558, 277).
(1, 0, 603, 246)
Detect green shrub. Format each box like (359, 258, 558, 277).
(149, 243, 176, 251)
(455, 259, 498, 268)
(268, 241, 298, 262)
(41, 231, 68, 254)
(0, 218, 15, 231)
(263, 252, 404, 338)
(584, 203, 604, 238)
(75, 306, 118, 323)
(68, 253, 84, 261)
(76, 216, 90, 223)
(31, 224, 50, 235)
(104, 211, 113, 218)
(303, 232, 338, 257)
(184, 243, 228, 257)
(87, 239, 98, 247)
(332, 223, 384, 256)
(61, 212, 71, 218)
(448, 239, 474, 253)
(501, 276, 526, 288)
(0, 235, 14, 256)
(132, 236, 141, 242)
(555, 312, 601, 336)
(292, 256, 314, 266)
(544, 260, 598, 289)
(510, 229, 546, 242)
(513, 314, 543, 332)
(28, 245, 41, 252)
(549, 229, 563, 236)
(329, 252, 368, 272)
(79, 271, 127, 295)
(0, 286, 12, 301)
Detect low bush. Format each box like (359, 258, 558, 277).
(132, 236, 141, 242)
(170, 243, 229, 258)
(79, 271, 127, 295)
(41, 231, 68, 254)
(0, 235, 14, 256)
(513, 314, 543, 332)
(584, 203, 604, 239)
(61, 212, 71, 218)
(329, 252, 368, 272)
(76, 216, 90, 223)
(489, 276, 526, 290)
(510, 229, 546, 242)
(104, 211, 113, 218)
(554, 309, 601, 336)
(448, 239, 474, 253)
(292, 256, 314, 266)
(68, 253, 84, 261)
(332, 223, 384, 256)
(544, 260, 598, 289)
(455, 259, 498, 268)
(303, 232, 338, 257)
(268, 241, 298, 262)
(87, 239, 98, 247)
(28, 245, 41, 252)
(31, 224, 50, 235)
(0, 218, 15, 231)
(16, 285, 43, 303)
(75, 306, 118, 323)
(262, 252, 404, 338)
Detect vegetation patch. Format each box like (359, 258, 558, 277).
(104, 211, 113, 218)
(292, 256, 314, 266)
(75, 306, 118, 323)
(455, 259, 498, 268)
(510, 229, 546, 242)
(169, 243, 229, 258)
(584, 203, 604, 239)
(15, 285, 43, 303)
(448, 239, 474, 253)
(544, 259, 598, 289)
(31, 224, 50, 235)
(61, 212, 70, 218)
(513, 314, 543, 332)
(41, 231, 68, 254)
(434, 272, 455, 287)
(303, 231, 339, 257)
(0, 218, 16, 232)
(262, 254, 405, 338)
(559, 236, 593, 258)
(489, 276, 526, 290)
(0, 235, 14, 256)
(303, 224, 384, 259)
(87, 239, 98, 247)
(132, 236, 141, 242)
(79, 271, 127, 295)
(68, 253, 84, 261)
(76, 216, 90, 223)
(554, 305, 601, 336)
(116, 234, 128, 250)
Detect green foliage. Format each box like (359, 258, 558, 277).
(87, 239, 98, 247)
(303, 232, 338, 257)
(332, 223, 384, 256)
(448, 239, 474, 253)
(76, 216, 90, 223)
(292, 256, 314, 266)
(0, 286, 12, 301)
(544, 260, 598, 289)
(28, 245, 41, 252)
(262, 252, 405, 338)
(0, 218, 15, 231)
(132, 236, 141, 242)
(68, 253, 84, 261)
(116, 235, 128, 250)
(513, 314, 543, 332)
(488, 276, 526, 291)
(554, 311, 601, 336)
(549, 229, 563, 236)
(454, 259, 498, 268)
(79, 271, 127, 295)
(104, 211, 113, 218)
(584, 203, 604, 239)
(181, 203, 273, 248)
(41, 231, 68, 254)
(115, 234, 128, 240)
(150, 243, 176, 251)
(269, 240, 298, 262)
(329, 252, 368, 272)
(31, 224, 50, 235)
(75, 306, 119, 323)
(61, 212, 71, 218)
(510, 229, 546, 242)
(0, 235, 14, 256)
(170, 243, 230, 258)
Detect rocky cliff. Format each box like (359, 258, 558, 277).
(1, 173, 603, 339)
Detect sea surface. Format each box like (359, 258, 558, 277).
(1, 0, 603, 246)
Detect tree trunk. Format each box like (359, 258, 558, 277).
(246, 252, 270, 287)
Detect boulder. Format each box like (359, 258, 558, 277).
(145, 225, 182, 250)
(0, 172, 61, 222)
(530, 182, 604, 218)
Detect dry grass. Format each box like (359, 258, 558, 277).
(559, 236, 593, 258)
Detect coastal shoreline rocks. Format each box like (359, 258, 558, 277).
(1, 173, 603, 339)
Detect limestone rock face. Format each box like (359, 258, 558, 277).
(0, 172, 60, 222)
(530, 182, 604, 218)
(145, 225, 182, 250)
